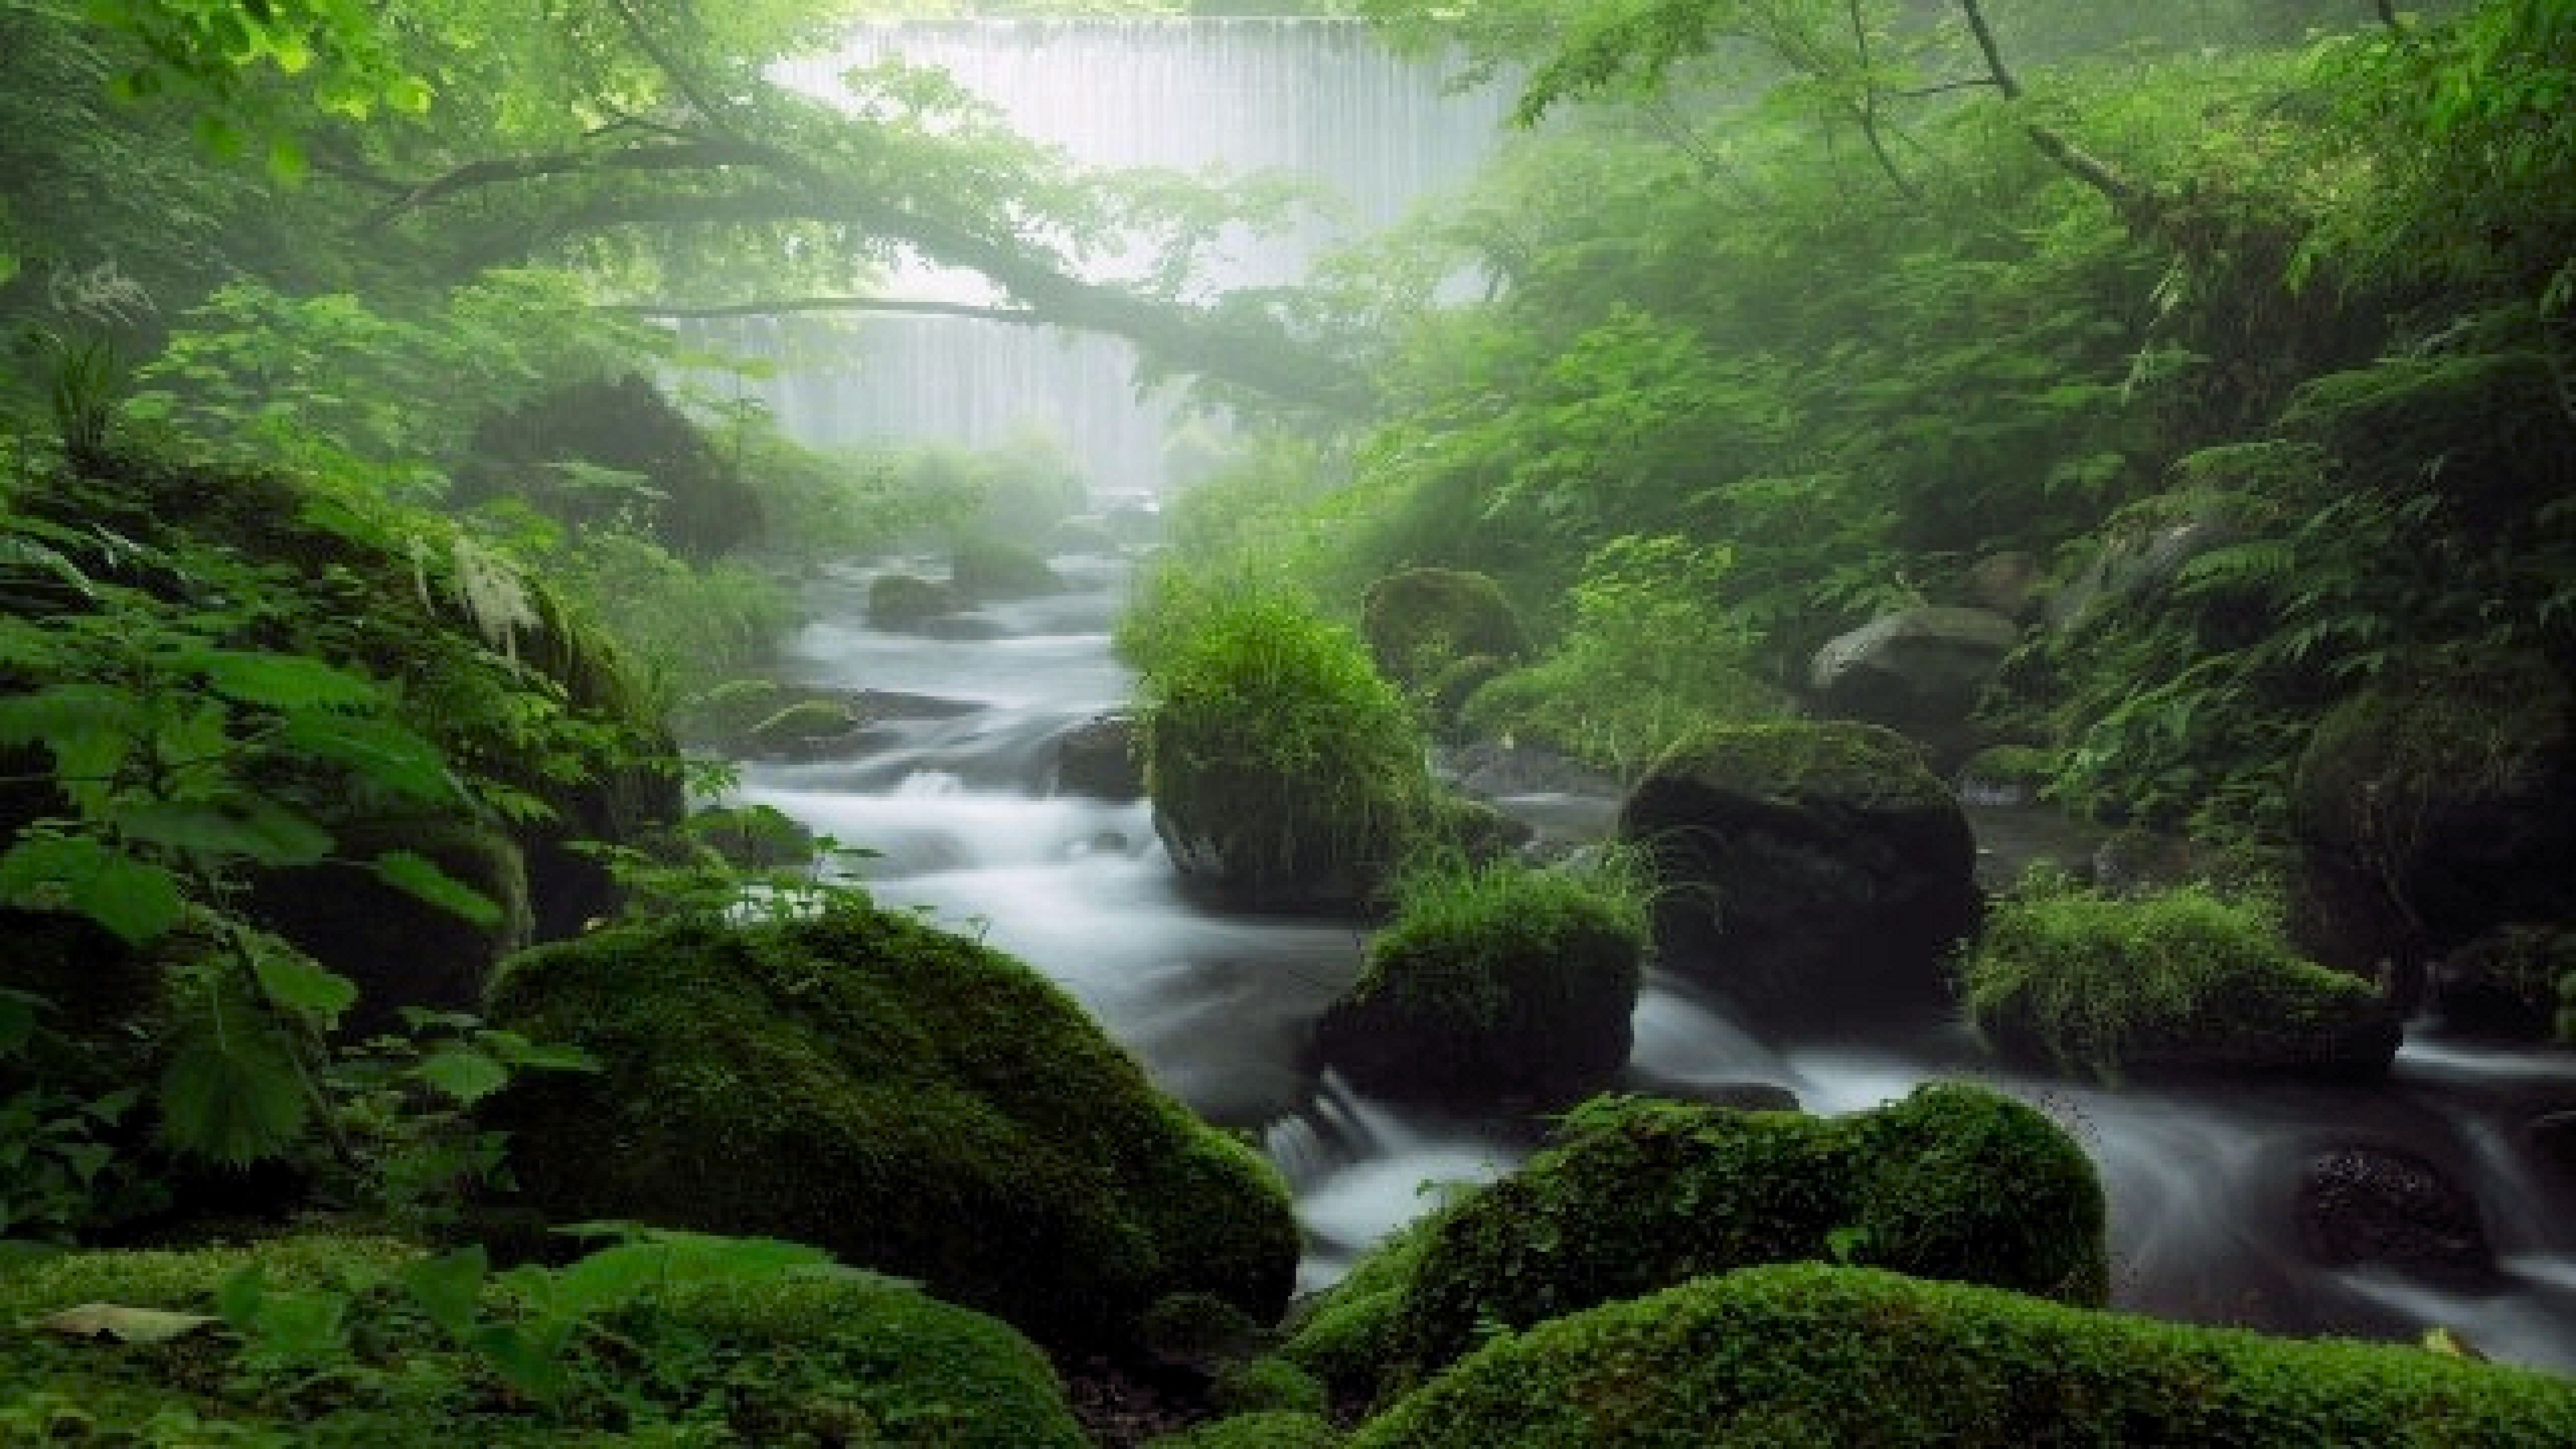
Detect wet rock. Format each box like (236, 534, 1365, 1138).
(2430, 922, 2576, 1041)
(951, 538, 1062, 600)
(1447, 738, 1622, 800)
(1617, 721, 1979, 1027)
(868, 572, 963, 631)
(1047, 513, 1124, 556)
(2289, 650, 2576, 1010)
(854, 689, 983, 722)
(2294, 1145, 2492, 1286)
(1808, 606, 2020, 770)
(1055, 711, 1144, 800)
(1967, 550, 2043, 622)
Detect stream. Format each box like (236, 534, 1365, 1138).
(738, 551, 2576, 1375)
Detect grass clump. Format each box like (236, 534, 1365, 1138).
(1967, 872, 2401, 1080)
(1348, 1261, 2576, 1448)
(1133, 580, 1431, 909)
(1317, 857, 1649, 1103)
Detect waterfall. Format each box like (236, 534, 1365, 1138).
(717, 18, 1510, 496)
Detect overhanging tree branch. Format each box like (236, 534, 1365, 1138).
(608, 297, 1048, 325)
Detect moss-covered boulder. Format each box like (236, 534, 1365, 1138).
(1145, 1412, 1345, 1449)
(1315, 861, 1646, 1105)
(1286, 1084, 2105, 1403)
(1360, 569, 1531, 699)
(1347, 1261, 2576, 1448)
(1143, 593, 1430, 912)
(744, 697, 857, 755)
(1615, 721, 1978, 1024)
(2434, 922, 2576, 1039)
(869, 571, 965, 632)
(2290, 650, 2576, 1009)
(457, 372, 761, 562)
(1966, 881, 2402, 1079)
(245, 813, 534, 1037)
(0, 1233, 1089, 1448)
(480, 907, 1300, 1352)
(951, 536, 1063, 600)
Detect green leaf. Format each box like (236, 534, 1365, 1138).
(175, 648, 382, 711)
(414, 1046, 508, 1105)
(43, 1303, 219, 1345)
(115, 799, 333, 868)
(468, 1321, 567, 1402)
(158, 1021, 308, 1166)
(250, 949, 358, 1027)
(371, 851, 502, 927)
(401, 1245, 489, 1341)
(0, 683, 143, 749)
(277, 714, 462, 802)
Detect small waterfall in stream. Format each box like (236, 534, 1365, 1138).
(717, 18, 1511, 495)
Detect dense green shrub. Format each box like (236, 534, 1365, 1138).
(1966, 875, 2402, 1079)
(1461, 535, 1781, 775)
(1316, 858, 1648, 1103)
(1348, 1261, 2576, 1448)
(1286, 1084, 2105, 1405)
(481, 905, 1300, 1352)
(1136, 584, 1431, 910)
(1145, 1411, 1344, 1449)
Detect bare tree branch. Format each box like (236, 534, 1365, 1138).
(1847, 0, 1920, 202)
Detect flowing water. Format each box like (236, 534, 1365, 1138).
(717, 17, 2576, 1377)
(739, 557, 2576, 1374)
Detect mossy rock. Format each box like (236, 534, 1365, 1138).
(950, 537, 1063, 600)
(1968, 882, 2401, 1080)
(677, 802, 817, 871)
(1144, 1411, 1344, 1449)
(2433, 922, 2576, 1040)
(1054, 711, 1145, 800)
(245, 813, 534, 1039)
(1287, 1084, 2105, 1405)
(869, 571, 964, 631)
(1210, 1357, 1330, 1417)
(745, 697, 856, 753)
(1143, 594, 1431, 912)
(1348, 1261, 2576, 1448)
(457, 373, 761, 562)
(0, 1233, 1088, 1448)
(480, 908, 1300, 1352)
(1315, 862, 1646, 1105)
(1807, 605, 2020, 770)
(1616, 721, 1978, 1024)
(2290, 650, 2575, 1007)
(1359, 570, 1530, 697)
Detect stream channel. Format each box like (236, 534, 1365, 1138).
(736, 549, 2576, 1375)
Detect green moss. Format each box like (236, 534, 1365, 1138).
(1349, 1262, 2576, 1448)
(1650, 720, 1950, 811)
(1278, 1211, 1445, 1403)
(949, 536, 1061, 599)
(481, 906, 1300, 1352)
(1141, 589, 1431, 909)
(867, 571, 961, 628)
(1144, 1410, 1344, 1449)
(1287, 1085, 2104, 1405)
(746, 698, 853, 749)
(1967, 878, 2400, 1078)
(1211, 1356, 1330, 1417)
(1359, 569, 1530, 694)
(0, 1234, 1088, 1448)
(1318, 860, 1647, 1101)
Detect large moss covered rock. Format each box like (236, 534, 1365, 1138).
(2291, 651, 2576, 1010)
(1286, 1084, 2105, 1403)
(0, 1233, 1089, 1448)
(1807, 605, 2020, 769)
(457, 373, 762, 562)
(1966, 881, 2402, 1079)
(1348, 1262, 2576, 1448)
(1360, 569, 1530, 698)
(1315, 862, 1646, 1106)
(480, 907, 1300, 1352)
(1615, 721, 1978, 1024)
